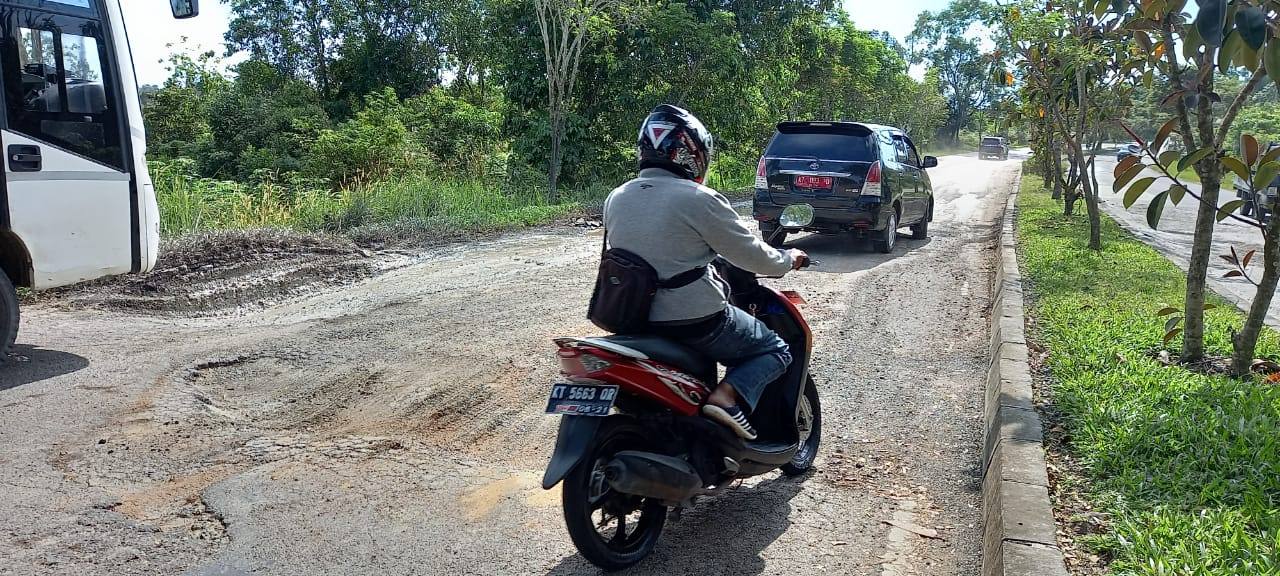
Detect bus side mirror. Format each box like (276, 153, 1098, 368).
(922, 156, 938, 168)
(171, 0, 199, 19)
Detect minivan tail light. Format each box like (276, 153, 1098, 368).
(862, 161, 882, 197)
(755, 157, 768, 189)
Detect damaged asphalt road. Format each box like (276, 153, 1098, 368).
(0, 154, 1021, 576)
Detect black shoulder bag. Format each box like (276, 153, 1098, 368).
(586, 230, 706, 334)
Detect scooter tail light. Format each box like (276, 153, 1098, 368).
(862, 161, 882, 197)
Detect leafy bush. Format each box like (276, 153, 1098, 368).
(306, 88, 415, 187)
(402, 88, 505, 175)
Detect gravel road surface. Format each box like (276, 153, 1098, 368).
(0, 154, 1020, 576)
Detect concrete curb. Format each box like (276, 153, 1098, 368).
(982, 181, 1069, 576)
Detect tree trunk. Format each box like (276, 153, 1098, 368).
(1063, 153, 1079, 215)
(1181, 70, 1221, 363)
(1231, 217, 1280, 376)
(1042, 129, 1055, 188)
(1051, 137, 1064, 200)
(1084, 156, 1102, 250)
(548, 109, 562, 203)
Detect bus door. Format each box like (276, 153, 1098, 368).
(0, 1, 136, 289)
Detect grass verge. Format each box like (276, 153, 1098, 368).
(1017, 177, 1280, 575)
(152, 160, 610, 243)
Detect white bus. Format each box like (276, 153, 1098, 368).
(0, 0, 197, 355)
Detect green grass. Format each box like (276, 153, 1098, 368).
(1018, 179, 1280, 575)
(151, 160, 607, 240)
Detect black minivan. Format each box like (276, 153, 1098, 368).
(753, 122, 937, 253)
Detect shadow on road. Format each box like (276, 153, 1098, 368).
(0, 345, 90, 390)
(783, 231, 933, 274)
(544, 474, 807, 576)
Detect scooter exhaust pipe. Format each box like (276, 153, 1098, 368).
(603, 451, 703, 503)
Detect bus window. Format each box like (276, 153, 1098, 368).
(2, 18, 122, 171)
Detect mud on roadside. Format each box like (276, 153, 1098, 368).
(22, 212, 604, 317)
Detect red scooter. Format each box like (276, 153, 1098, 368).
(541, 205, 822, 570)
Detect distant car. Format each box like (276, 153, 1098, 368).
(979, 137, 1008, 160)
(752, 121, 937, 254)
(1117, 143, 1142, 161)
(1236, 141, 1280, 221)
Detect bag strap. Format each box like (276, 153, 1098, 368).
(601, 228, 704, 290)
(659, 265, 707, 289)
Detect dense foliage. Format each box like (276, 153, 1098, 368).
(142, 0, 950, 205)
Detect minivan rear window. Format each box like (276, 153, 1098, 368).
(982, 137, 1002, 145)
(766, 132, 877, 162)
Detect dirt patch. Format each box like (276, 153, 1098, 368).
(24, 230, 391, 315)
(25, 214, 609, 318)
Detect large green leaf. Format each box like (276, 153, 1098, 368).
(1265, 40, 1280, 85)
(1241, 43, 1261, 71)
(1159, 149, 1181, 168)
(1102, 0, 1119, 17)
(1114, 162, 1147, 192)
(1219, 30, 1242, 73)
(1262, 144, 1280, 167)
(1184, 23, 1204, 60)
(1222, 156, 1251, 182)
(1178, 147, 1215, 173)
(1256, 161, 1280, 191)
(1218, 199, 1245, 221)
(1147, 190, 1169, 228)
(1237, 6, 1267, 50)
(1124, 177, 1159, 208)
(1168, 183, 1187, 205)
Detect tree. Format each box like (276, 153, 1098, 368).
(1108, 0, 1280, 368)
(225, 0, 338, 96)
(532, 0, 624, 199)
(1004, 0, 1132, 250)
(908, 0, 1006, 143)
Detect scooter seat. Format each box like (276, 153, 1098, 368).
(590, 334, 715, 383)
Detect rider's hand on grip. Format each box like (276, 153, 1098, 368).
(788, 249, 810, 270)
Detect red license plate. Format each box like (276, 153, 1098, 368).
(793, 175, 832, 189)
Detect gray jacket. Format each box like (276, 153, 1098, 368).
(602, 168, 794, 322)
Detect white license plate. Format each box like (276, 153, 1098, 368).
(545, 382, 618, 416)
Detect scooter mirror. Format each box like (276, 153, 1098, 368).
(780, 203, 814, 228)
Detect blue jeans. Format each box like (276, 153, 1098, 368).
(665, 306, 792, 413)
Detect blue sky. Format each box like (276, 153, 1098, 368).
(122, 0, 951, 86)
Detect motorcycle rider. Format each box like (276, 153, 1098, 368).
(601, 104, 807, 440)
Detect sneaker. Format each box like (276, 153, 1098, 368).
(702, 404, 758, 440)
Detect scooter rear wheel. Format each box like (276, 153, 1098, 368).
(781, 377, 822, 476)
(562, 419, 667, 571)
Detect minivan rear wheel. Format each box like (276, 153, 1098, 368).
(877, 211, 897, 253)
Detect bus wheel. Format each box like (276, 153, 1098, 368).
(0, 269, 17, 359)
